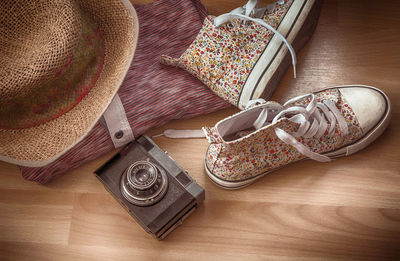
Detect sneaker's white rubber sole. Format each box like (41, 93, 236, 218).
(238, 0, 322, 109)
(205, 85, 392, 190)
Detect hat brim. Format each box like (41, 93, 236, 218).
(0, 0, 139, 167)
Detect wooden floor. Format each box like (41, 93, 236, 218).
(1, 0, 400, 260)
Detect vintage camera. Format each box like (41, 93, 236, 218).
(95, 135, 205, 240)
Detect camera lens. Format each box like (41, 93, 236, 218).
(136, 169, 150, 182)
(120, 161, 168, 206)
(127, 162, 157, 191)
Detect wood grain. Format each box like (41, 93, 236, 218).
(1, 0, 400, 260)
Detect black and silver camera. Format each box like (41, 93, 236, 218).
(95, 135, 205, 240)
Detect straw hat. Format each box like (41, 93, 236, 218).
(0, 0, 139, 167)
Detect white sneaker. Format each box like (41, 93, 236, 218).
(203, 85, 392, 189)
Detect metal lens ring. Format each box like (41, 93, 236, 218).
(121, 161, 168, 206)
(127, 162, 157, 190)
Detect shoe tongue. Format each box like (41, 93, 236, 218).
(274, 117, 302, 135)
(288, 88, 340, 108)
(253, 101, 284, 129)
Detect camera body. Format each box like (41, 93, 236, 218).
(95, 135, 205, 240)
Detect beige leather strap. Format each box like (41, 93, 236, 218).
(103, 94, 135, 148)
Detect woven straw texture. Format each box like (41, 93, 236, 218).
(0, 0, 138, 166)
(0, 0, 80, 98)
(20, 0, 231, 184)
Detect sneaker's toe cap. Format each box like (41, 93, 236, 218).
(339, 86, 388, 133)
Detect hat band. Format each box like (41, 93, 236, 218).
(0, 12, 105, 130)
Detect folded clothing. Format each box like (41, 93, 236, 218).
(20, 0, 231, 184)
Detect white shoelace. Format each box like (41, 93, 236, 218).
(214, 0, 297, 78)
(253, 94, 349, 162)
(154, 95, 348, 162)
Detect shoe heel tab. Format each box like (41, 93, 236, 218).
(160, 55, 181, 67)
(202, 127, 223, 144)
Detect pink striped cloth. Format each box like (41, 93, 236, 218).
(20, 0, 231, 184)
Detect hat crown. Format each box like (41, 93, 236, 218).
(0, 0, 81, 99)
(0, 0, 138, 166)
(0, 0, 106, 129)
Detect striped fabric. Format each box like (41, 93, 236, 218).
(20, 0, 231, 184)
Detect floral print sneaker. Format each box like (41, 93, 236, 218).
(203, 85, 392, 189)
(161, 0, 322, 109)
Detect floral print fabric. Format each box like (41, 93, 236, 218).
(161, 0, 294, 107)
(205, 88, 363, 181)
